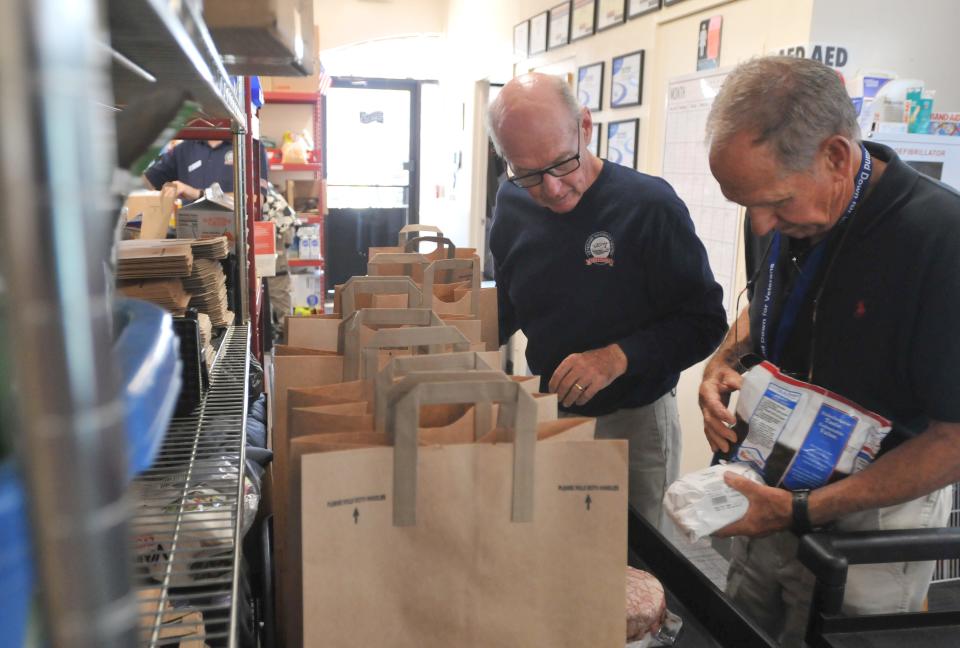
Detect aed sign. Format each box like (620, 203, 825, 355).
(777, 43, 849, 70)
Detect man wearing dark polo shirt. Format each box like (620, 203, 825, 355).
(698, 56, 960, 647)
(144, 139, 268, 201)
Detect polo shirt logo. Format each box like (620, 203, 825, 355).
(854, 299, 867, 318)
(585, 231, 615, 266)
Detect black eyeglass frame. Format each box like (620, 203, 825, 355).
(506, 125, 582, 188)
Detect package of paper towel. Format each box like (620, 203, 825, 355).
(663, 463, 764, 542)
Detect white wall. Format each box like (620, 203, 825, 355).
(809, 0, 960, 111)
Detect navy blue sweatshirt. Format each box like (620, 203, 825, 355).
(490, 161, 728, 416)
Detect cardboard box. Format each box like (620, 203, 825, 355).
(124, 189, 175, 240)
(205, 0, 315, 76)
(290, 271, 324, 311)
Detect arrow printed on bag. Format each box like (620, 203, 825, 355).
(353, 508, 359, 524)
(585, 495, 592, 511)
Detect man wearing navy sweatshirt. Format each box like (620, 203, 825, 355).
(488, 73, 727, 528)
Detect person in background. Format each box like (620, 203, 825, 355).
(698, 56, 960, 647)
(487, 73, 728, 529)
(143, 139, 269, 201)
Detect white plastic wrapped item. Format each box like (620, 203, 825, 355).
(733, 362, 891, 489)
(663, 463, 764, 542)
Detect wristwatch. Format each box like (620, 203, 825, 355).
(791, 489, 815, 534)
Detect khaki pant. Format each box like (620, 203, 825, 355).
(726, 484, 953, 647)
(568, 390, 680, 532)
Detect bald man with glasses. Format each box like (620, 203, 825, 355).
(487, 73, 728, 528)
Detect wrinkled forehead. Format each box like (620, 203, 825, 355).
(498, 102, 579, 169)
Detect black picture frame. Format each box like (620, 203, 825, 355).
(529, 12, 548, 55)
(597, 0, 627, 31)
(589, 122, 602, 156)
(548, 1, 572, 50)
(513, 20, 530, 58)
(570, 0, 597, 42)
(607, 118, 639, 168)
(627, 0, 661, 18)
(610, 50, 644, 108)
(576, 61, 604, 111)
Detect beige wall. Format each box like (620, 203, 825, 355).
(314, 0, 448, 50)
(809, 0, 960, 110)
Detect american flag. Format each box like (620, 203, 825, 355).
(318, 63, 332, 95)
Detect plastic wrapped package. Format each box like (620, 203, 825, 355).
(625, 567, 682, 647)
(132, 457, 260, 586)
(663, 463, 765, 542)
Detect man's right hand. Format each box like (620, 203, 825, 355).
(164, 180, 202, 202)
(698, 361, 743, 453)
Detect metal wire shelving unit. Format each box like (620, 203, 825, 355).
(131, 325, 249, 647)
(1, 0, 258, 645)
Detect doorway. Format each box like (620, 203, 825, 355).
(322, 77, 421, 289)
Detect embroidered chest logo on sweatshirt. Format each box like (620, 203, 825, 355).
(585, 231, 615, 266)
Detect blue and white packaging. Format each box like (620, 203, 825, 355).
(733, 362, 891, 490)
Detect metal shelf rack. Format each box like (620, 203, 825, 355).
(0, 0, 257, 646)
(108, 0, 245, 123)
(131, 325, 250, 647)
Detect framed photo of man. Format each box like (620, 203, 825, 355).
(611, 50, 644, 108)
(607, 118, 638, 168)
(514, 20, 529, 57)
(589, 122, 602, 156)
(597, 0, 626, 31)
(627, 0, 661, 18)
(577, 61, 604, 111)
(571, 0, 597, 41)
(548, 2, 571, 49)
(529, 12, 548, 55)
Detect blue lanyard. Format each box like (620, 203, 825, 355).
(759, 143, 872, 363)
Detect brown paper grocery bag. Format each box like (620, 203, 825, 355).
(287, 276, 424, 351)
(301, 378, 628, 648)
(284, 370, 509, 647)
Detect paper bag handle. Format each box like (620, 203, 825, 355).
(388, 378, 537, 526)
(367, 252, 429, 277)
(379, 368, 506, 442)
(421, 258, 481, 317)
(339, 307, 444, 362)
(398, 224, 442, 245)
(340, 276, 422, 318)
(349, 324, 472, 381)
(403, 235, 455, 254)
(374, 352, 498, 431)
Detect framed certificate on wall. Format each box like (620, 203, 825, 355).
(529, 12, 548, 55)
(589, 122, 602, 156)
(597, 0, 626, 31)
(513, 20, 529, 57)
(577, 61, 604, 111)
(607, 118, 638, 168)
(611, 50, 644, 107)
(571, 0, 597, 41)
(548, 2, 571, 49)
(628, 0, 661, 18)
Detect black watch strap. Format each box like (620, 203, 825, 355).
(791, 489, 814, 535)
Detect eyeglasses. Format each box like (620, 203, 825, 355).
(507, 128, 581, 189)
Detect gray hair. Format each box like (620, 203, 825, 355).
(706, 56, 860, 172)
(487, 74, 581, 157)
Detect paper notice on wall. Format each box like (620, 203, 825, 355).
(662, 69, 740, 320)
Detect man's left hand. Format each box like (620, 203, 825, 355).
(548, 344, 628, 408)
(713, 472, 793, 538)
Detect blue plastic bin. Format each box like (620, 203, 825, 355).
(113, 298, 182, 478)
(0, 462, 32, 648)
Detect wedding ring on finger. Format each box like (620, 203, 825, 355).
(573, 383, 585, 392)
